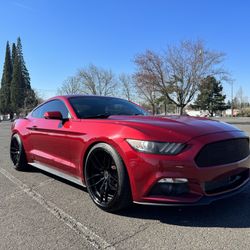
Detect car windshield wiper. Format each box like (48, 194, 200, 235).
(83, 113, 111, 119)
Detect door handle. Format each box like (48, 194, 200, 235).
(31, 125, 38, 130)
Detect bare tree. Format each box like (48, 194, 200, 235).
(134, 71, 159, 114)
(119, 73, 135, 101)
(57, 76, 83, 95)
(134, 40, 226, 114)
(236, 86, 244, 110)
(77, 64, 116, 96)
(134, 51, 165, 114)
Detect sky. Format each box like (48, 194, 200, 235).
(0, 0, 249, 100)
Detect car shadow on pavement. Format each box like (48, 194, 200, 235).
(117, 185, 250, 228)
(29, 167, 250, 228)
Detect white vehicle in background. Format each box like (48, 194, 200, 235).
(185, 109, 209, 117)
(0, 114, 11, 121)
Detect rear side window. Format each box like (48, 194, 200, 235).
(31, 100, 70, 119)
(31, 105, 44, 118)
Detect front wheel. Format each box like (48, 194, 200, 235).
(10, 134, 28, 171)
(85, 143, 131, 212)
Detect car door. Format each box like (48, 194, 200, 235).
(28, 99, 78, 176)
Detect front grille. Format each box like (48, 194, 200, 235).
(195, 138, 249, 167)
(204, 170, 249, 194)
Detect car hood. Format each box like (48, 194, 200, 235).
(105, 115, 240, 141)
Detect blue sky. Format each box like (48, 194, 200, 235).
(0, 0, 249, 100)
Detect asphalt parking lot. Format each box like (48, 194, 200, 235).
(1, 120, 250, 250)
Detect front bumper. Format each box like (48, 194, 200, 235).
(133, 179, 249, 206)
(123, 131, 250, 205)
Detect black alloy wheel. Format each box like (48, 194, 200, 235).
(85, 143, 131, 212)
(10, 134, 27, 170)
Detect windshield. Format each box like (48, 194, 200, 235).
(68, 96, 148, 119)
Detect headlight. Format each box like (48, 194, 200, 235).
(126, 139, 186, 155)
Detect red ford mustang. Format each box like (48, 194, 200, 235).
(10, 95, 250, 211)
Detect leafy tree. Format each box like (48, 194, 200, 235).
(193, 76, 228, 116)
(0, 42, 13, 114)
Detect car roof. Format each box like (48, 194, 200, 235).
(49, 95, 126, 102)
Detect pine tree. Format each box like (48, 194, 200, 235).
(0, 42, 13, 114)
(1, 38, 38, 116)
(193, 76, 228, 117)
(17, 37, 31, 90)
(11, 37, 34, 114)
(12, 43, 16, 66)
(11, 49, 24, 113)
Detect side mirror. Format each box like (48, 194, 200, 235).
(44, 111, 63, 120)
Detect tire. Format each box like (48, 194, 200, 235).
(85, 143, 131, 212)
(10, 134, 28, 171)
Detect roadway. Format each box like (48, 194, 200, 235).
(0, 120, 250, 249)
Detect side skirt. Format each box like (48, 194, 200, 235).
(29, 161, 85, 187)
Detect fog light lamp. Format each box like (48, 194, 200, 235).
(149, 178, 189, 196)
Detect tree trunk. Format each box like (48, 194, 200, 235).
(152, 104, 156, 115)
(179, 105, 184, 115)
(9, 112, 14, 120)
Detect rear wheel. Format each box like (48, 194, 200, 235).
(85, 143, 131, 212)
(10, 134, 28, 171)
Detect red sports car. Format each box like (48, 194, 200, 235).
(10, 95, 250, 211)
